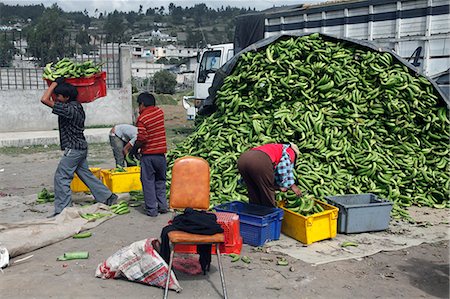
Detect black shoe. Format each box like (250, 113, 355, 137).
(147, 213, 158, 217)
(106, 193, 118, 206)
(46, 213, 59, 218)
(158, 209, 169, 214)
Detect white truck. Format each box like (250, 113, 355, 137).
(182, 43, 234, 119)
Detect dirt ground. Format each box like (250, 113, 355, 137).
(0, 104, 449, 299)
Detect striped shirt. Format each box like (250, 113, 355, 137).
(52, 101, 87, 150)
(136, 106, 167, 154)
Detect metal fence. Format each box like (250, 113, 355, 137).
(0, 29, 122, 90)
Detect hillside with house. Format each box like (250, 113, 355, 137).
(0, 2, 258, 91)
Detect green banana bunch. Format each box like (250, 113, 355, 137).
(111, 165, 126, 173)
(110, 200, 130, 215)
(125, 154, 140, 166)
(283, 193, 325, 217)
(36, 187, 55, 204)
(129, 190, 144, 207)
(166, 34, 449, 220)
(43, 58, 103, 80)
(129, 190, 144, 201)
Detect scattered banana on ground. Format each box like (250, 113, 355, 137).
(36, 187, 55, 204)
(72, 231, 92, 239)
(110, 200, 130, 215)
(340, 241, 359, 247)
(241, 256, 251, 264)
(80, 212, 112, 220)
(228, 253, 240, 262)
(277, 257, 289, 266)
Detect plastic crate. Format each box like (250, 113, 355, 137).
(214, 201, 283, 247)
(174, 212, 243, 255)
(70, 167, 101, 192)
(280, 199, 338, 245)
(45, 72, 107, 103)
(101, 166, 142, 193)
(325, 193, 393, 234)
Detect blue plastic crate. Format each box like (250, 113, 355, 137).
(214, 201, 284, 247)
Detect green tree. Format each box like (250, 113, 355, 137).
(153, 70, 177, 94)
(25, 4, 72, 66)
(75, 29, 93, 54)
(185, 28, 203, 48)
(103, 10, 126, 43)
(0, 38, 17, 67)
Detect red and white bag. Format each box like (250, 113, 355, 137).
(95, 238, 182, 292)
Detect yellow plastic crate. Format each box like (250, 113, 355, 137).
(280, 199, 338, 245)
(70, 167, 102, 192)
(101, 166, 142, 193)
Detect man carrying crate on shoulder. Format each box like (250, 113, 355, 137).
(40, 78, 118, 217)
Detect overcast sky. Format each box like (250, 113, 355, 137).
(3, 0, 316, 14)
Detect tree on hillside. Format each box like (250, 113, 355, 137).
(185, 28, 204, 48)
(168, 3, 184, 25)
(103, 10, 126, 43)
(0, 39, 17, 67)
(191, 4, 209, 27)
(75, 29, 93, 54)
(25, 4, 73, 66)
(153, 70, 177, 94)
(0, 3, 45, 24)
(67, 11, 91, 28)
(145, 7, 156, 16)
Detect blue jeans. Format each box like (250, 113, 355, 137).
(140, 154, 167, 216)
(54, 148, 112, 215)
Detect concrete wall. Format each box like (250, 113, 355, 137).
(0, 45, 133, 133)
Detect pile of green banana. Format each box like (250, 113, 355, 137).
(166, 33, 449, 219)
(42, 58, 103, 80)
(283, 194, 324, 216)
(110, 200, 130, 215)
(36, 187, 55, 204)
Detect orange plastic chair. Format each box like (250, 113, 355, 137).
(163, 156, 228, 299)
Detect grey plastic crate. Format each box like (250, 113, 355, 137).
(324, 193, 393, 234)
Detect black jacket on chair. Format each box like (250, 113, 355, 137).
(160, 208, 224, 274)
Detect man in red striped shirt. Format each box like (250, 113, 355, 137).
(130, 92, 168, 217)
